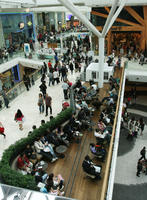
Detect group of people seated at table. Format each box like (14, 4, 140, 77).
(74, 80, 98, 103)
(17, 146, 65, 195)
(81, 75, 119, 179)
(16, 75, 119, 192)
(35, 169, 65, 196)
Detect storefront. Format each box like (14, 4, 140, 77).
(0, 12, 35, 48)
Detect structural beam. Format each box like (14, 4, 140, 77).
(105, 0, 127, 35)
(104, 7, 110, 13)
(58, 0, 102, 38)
(96, 25, 144, 32)
(143, 6, 147, 50)
(91, 10, 139, 26)
(125, 6, 145, 26)
(102, 0, 118, 36)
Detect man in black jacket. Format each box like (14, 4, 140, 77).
(82, 155, 101, 179)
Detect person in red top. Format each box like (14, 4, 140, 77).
(0, 122, 6, 138)
(14, 109, 24, 130)
(17, 153, 33, 173)
(48, 60, 52, 69)
(17, 154, 26, 169)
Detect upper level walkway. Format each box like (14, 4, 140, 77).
(113, 97, 147, 200)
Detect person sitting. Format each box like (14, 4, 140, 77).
(32, 125, 37, 130)
(97, 120, 106, 132)
(46, 173, 64, 190)
(94, 129, 107, 139)
(69, 114, 82, 131)
(17, 153, 33, 174)
(35, 166, 48, 184)
(62, 123, 74, 142)
(24, 144, 38, 164)
(85, 86, 97, 100)
(34, 138, 57, 162)
(82, 155, 102, 179)
(41, 120, 45, 125)
(46, 130, 60, 146)
(62, 101, 69, 111)
(40, 136, 58, 160)
(45, 173, 64, 196)
(54, 127, 69, 146)
(90, 143, 106, 162)
(94, 129, 110, 145)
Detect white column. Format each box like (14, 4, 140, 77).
(98, 37, 104, 88)
(33, 13, 38, 42)
(0, 17, 5, 48)
(60, 36, 63, 54)
(62, 12, 65, 25)
(54, 12, 58, 31)
(89, 33, 92, 50)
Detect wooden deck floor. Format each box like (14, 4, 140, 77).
(46, 68, 122, 200)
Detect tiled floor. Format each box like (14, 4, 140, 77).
(0, 68, 81, 159)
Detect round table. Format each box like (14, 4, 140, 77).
(36, 161, 48, 171)
(55, 145, 67, 154)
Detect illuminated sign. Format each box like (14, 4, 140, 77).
(27, 21, 32, 26)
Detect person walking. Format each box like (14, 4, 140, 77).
(0, 87, 10, 108)
(61, 65, 67, 81)
(69, 61, 74, 74)
(139, 118, 145, 136)
(0, 122, 6, 138)
(27, 75, 31, 89)
(62, 80, 69, 99)
(39, 81, 47, 99)
(136, 160, 143, 177)
(38, 93, 44, 114)
(53, 69, 59, 85)
(45, 93, 52, 116)
(14, 109, 24, 130)
(48, 71, 54, 86)
(139, 147, 146, 161)
(23, 75, 29, 91)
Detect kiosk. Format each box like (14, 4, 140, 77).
(86, 62, 114, 84)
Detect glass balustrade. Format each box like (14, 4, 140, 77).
(0, 69, 41, 111)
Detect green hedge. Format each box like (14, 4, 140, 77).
(0, 107, 72, 191)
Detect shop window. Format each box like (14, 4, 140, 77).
(104, 72, 109, 80)
(92, 71, 96, 79)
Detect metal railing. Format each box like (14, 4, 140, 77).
(0, 183, 77, 200)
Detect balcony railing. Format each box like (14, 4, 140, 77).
(100, 66, 126, 200)
(0, 69, 41, 110)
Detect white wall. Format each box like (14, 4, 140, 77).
(0, 58, 43, 74)
(126, 69, 147, 82)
